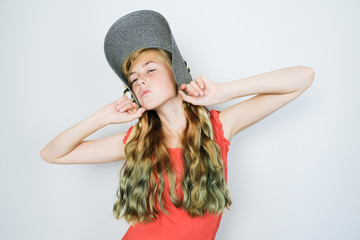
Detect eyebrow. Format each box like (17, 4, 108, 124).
(129, 61, 156, 78)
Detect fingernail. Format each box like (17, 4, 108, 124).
(119, 108, 124, 112)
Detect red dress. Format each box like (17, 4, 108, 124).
(121, 110, 231, 240)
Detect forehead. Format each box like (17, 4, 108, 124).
(131, 50, 164, 68)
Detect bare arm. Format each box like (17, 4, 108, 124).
(218, 66, 314, 141)
(179, 66, 314, 141)
(40, 96, 146, 164)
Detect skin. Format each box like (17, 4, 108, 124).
(40, 49, 314, 164)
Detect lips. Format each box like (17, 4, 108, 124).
(141, 90, 150, 97)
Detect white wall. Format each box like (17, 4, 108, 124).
(1, 0, 359, 239)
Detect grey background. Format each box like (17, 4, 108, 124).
(1, 0, 359, 239)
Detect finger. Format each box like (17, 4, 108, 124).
(121, 102, 137, 113)
(116, 95, 128, 104)
(127, 107, 146, 120)
(178, 90, 195, 104)
(128, 108, 136, 114)
(131, 102, 138, 110)
(117, 99, 134, 112)
(115, 97, 130, 110)
(184, 84, 199, 97)
(116, 98, 132, 109)
(126, 103, 139, 113)
(190, 81, 204, 96)
(195, 76, 205, 89)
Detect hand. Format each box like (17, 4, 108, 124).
(99, 96, 146, 124)
(178, 75, 223, 106)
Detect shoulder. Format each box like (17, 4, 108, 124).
(209, 109, 231, 151)
(209, 109, 233, 142)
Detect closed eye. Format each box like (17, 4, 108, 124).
(130, 79, 137, 86)
(130, 69, 155, 86)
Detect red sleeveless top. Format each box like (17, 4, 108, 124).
(121, 110, 231, 240)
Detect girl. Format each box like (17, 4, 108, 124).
(40, 10, 314, 240)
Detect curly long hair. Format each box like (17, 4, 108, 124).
(113, 48, 232, 225)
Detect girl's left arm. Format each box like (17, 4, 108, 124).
(179, 66, 314, 142)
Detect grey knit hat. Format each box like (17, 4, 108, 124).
(104, 10, 193, 107)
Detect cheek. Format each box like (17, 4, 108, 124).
(164, 80, 177, 96)
(162, 72, 177, 93)
(131, 87, 140, 98)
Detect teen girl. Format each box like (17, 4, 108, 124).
(40, 10, 314, 240)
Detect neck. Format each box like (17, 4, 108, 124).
(155, 95, 187, 143)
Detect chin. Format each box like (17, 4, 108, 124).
(141, 100, 167, 111)
(139, 100, 158, 111)
(140, 93, 177, 111)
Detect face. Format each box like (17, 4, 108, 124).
(128, 50, 177, 110)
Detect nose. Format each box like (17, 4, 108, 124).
(134, 74, 147, 88)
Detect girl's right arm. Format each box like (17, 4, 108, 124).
(40, 96, 146, 164)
